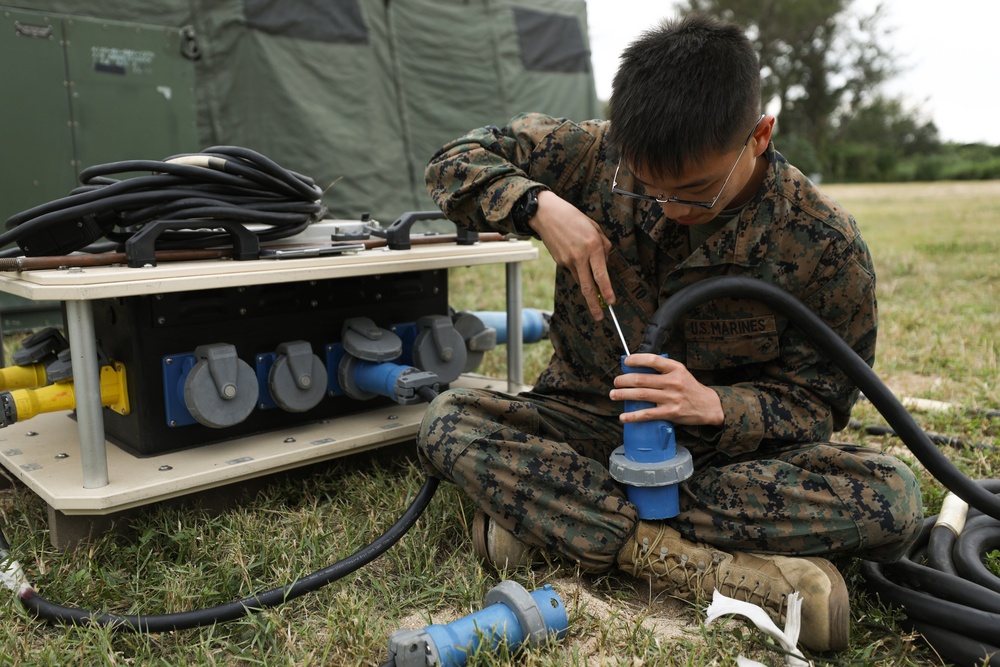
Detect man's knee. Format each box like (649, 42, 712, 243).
(858, 451, 924, 562)
(416, 388, 471, 476)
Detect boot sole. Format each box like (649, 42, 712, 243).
(472, 510, 489, 564)
(806, 557, 851, 651)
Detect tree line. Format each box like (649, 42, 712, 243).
(673, 0, 1000, 183)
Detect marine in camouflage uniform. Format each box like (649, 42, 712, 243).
(417, 16, 923, 652)
(419, 112, 922, 572)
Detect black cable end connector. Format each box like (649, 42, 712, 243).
(0, 393, 17, 428)
(15, 214, 115, 257)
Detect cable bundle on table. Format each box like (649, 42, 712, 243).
(1, 146, 326, 258)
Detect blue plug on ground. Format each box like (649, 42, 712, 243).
(387, 581, 567, 667)
(609, 355, 694, 520)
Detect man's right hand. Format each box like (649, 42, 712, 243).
(528, 190, 615, 320)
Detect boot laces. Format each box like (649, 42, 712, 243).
(628, 528, 789, 620)
(716, 569, 789, 617)
(628, 525, 721, 595)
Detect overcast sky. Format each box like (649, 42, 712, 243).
(586, 0, 1000, 145)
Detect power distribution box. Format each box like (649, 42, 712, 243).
(91, 269, 448, 456)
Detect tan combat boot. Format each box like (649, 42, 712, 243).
(617, 522, 850, 653)
(472, 511, 538, 570)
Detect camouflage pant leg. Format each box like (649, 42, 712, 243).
(417, 387, 637, 571)
(671, 442, 923, 562)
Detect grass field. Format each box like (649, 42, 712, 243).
(0, 181, 998, 665)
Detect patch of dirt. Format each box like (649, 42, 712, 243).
(394, 607, 461, 635)
(548, 576, 698, 657)
(879, 371, 960, 401)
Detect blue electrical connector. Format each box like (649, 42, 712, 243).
(467, 309, 550, 345)
(609, 355, 694, 519)
(387, 581, 567, 667)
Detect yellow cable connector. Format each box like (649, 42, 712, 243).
(0, 362, 129, 427)
(102, 362, 130, 417)
(0, 363, 48, 391)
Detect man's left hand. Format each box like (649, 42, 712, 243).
(609, 353, 724, 426)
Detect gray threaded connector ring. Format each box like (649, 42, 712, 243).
(608, 445, 694, 487)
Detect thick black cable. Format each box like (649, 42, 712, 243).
(6, 173, 189, 230)
(199, 146, 320, 199)
(951, 522, 1000, 593)
(925, 525, 958, 575)
(908, 622, 1000, 667)
(860, 515, 1000, 665)
(640, 275, 1000, 522)
(8, 386, 444, 631)
(13, 476, 439, 631)
(125, 197, 318, 226)
(416, 385, 440, 403)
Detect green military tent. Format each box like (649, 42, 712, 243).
(1, 0, 600, 225)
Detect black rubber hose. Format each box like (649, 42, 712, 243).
(865, 518, 1000, 613)
(639, 275, 1000, 522)
(416, 385, 440, 403)
(859, 517, 1000, 663)
(952, 522, 1000, 593)
(925, 525, 958, 575)
(15, 475, 439, 631)
(199, 146, 321, 199)
(0, 175, 189, 247)
(908, 622, 1000, 667)
(5, 173, 188, 230)
(2, 147, 324, 256)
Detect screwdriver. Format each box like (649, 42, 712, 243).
(599, 295, 631, 356)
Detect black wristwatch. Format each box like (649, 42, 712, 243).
(511, 187, 540, 236)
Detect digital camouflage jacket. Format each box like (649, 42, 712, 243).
(425, 113, 877, 457)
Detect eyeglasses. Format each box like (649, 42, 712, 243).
(612, 114, 765, 209)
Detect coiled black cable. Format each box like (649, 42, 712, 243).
(1, 146, 326, 257)
(640, 275, 1000, 665)
(861, 500, 1000, 666)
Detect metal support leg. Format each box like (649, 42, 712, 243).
(505, 261, 523, 391)
(64, 300, 109, 488)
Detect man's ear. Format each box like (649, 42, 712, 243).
(753, 115, 776, 154)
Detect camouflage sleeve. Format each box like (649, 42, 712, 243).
(708, 225, 878, 455)
(424, 112, 599, 235)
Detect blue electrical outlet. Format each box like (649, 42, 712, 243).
(161, 353, 198, 427)
(254, 351, 279, 410)
(325, 343, 346, 396)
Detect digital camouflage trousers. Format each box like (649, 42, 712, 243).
(417, 387, 923, 572)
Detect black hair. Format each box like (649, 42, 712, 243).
(607, 14, 762, 179)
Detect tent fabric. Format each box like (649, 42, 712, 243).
(9, 0, 599, 223)
(243, 0, 369, 44)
